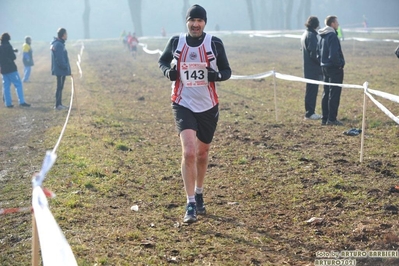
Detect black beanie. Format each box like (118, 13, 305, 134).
(186, 4, 207, 24)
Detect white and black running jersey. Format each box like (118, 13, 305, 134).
(171, 33, 218, 113)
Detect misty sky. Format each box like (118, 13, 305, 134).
(1, 0, 398, 42)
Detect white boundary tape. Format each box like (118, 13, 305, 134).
(365, 90, 399, 124)
(32, 186, 78, 266)
(138, 42, 162, 55)
(230, 70, 274, 80)
(368, 89, 399, 104)
(250, 33, 399, 43)
(138, 30, 399, 125)
(233, 69, 398, 125)
(30, 42, 85, 265)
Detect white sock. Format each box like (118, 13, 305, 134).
(187, 195, 195, 204)
(195, 187, 203, 194)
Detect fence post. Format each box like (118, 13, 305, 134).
(273, 69, 278, 122)
(360, 81, 368, 163)
(32, 214, 40, 266)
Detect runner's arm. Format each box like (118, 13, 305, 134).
(158, 36, 178, 77)
(212, 37, 231, 81)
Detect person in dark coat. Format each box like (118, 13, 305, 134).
(0, 32, 31, 108)
(318, 15, 345, 126)
(50, 28, 71, 110)
(301, 16, 322, 120)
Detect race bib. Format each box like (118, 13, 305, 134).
(180, 62, 208, 87)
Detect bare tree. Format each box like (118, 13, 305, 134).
(182, 0, 190, 31)
(297, 0, 312, 29)
(297, 0, 305, 28)
(304, 0, 311, 18)
(262, 0, 275, 30)
(83, 0, 90, 39)
(284, 0, 293, 30)
(246, 0, 256, 30)
(258, 0, 268, 29)
(271, 0, 284, 29)
(127, 0, 143, 37)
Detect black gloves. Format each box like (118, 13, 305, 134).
(207, 67, 220, 82)
(166, 65, 177, 81)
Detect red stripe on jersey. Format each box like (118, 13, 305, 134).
(172, 44, 189, 103)
(171, 37, 219, 108)
(201, 43, 218, 105)
(207, 82, 218, 105)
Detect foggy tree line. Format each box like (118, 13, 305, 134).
(80, 0, 396, 38)
(82, 0, 144, 38)
(247, 0, 311, 30)
(81, 0, 310, 38)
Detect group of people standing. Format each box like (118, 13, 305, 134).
(301, 15, 345, 126)
(0, 33, 31, 108)
(0, 28, 71, 110)
(121, 31, 139, 58)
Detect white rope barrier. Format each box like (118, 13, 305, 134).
(345, 37, 399, 43)
(274, 72, 364, 89)
(138, 33, 399, 127)
(30, 42, 85, 266)
(135, 31, 399, 164)
(242, 28, 399, 43)
(0, 39, 86, 264)
(138, 42, 162, 55)
(235, 69, 399, 126)
(368, 88, 399, 104)
(250, 34, 399, 43)
(230, 70, 274, 80)
(249, 33, 302, 39)
(32, 186, 78, 266)
(365, 90, 399, 124)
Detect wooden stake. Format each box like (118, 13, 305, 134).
(32, 214, 40, 266)
(360, 82, 368, 163)
(273, 69, 278, 122)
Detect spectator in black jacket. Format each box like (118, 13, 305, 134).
(50, 28, 71, 110)
(301, 16, 322, 120)
(0, 32, 31, 108)
(318, 16, 345, 126)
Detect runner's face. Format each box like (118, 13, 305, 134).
(187, 18, 206, 38)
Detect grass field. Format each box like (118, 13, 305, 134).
(1, 31, 399, 265)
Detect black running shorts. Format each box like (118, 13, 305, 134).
(172, 103, 219, 144)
